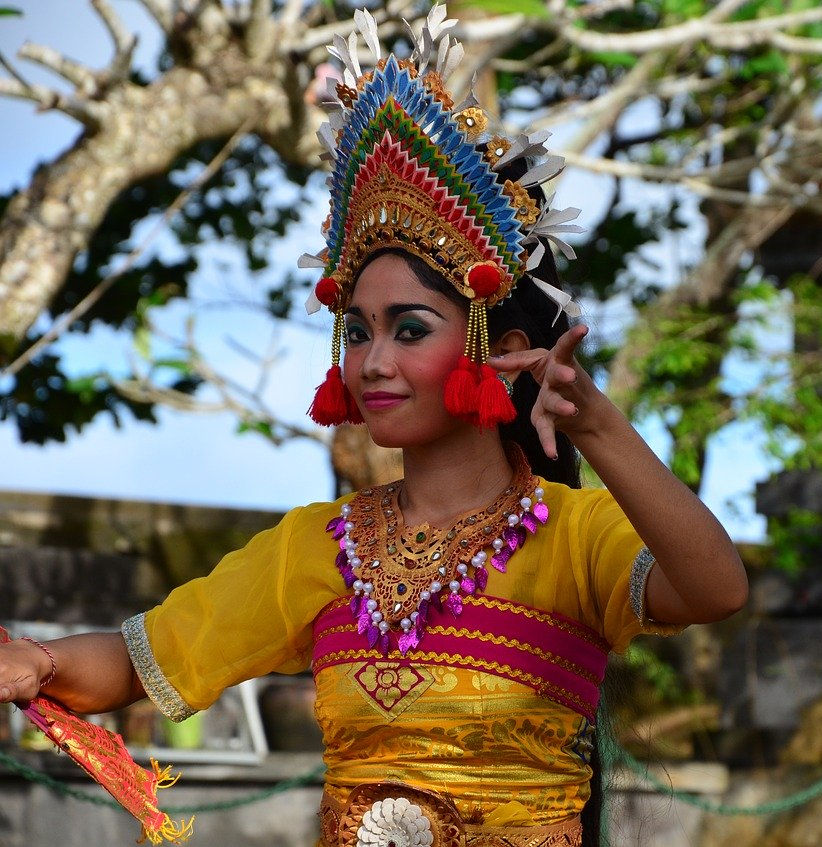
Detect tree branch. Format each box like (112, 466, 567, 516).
(559, 149, 822, 212)
(557, 7, 822, 54)
(575, 0, 633, 20)
(0, 76, 104, 125)
(245, 0, 275, 61)
(91, 0, 138, 78)
(1, 115, 255, 378)
(134, 0, 174, 33)
(17, 42, 98, 94)
(562, 53, 666, 155)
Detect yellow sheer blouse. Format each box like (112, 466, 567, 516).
(122, 478, 682, 826)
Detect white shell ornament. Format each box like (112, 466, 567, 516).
(356, 797, 434, 847)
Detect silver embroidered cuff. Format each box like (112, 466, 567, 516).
(121, 613, 196, 723)
(629, 546, 656, 624)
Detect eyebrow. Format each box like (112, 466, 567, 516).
(345, 303, 446, 320)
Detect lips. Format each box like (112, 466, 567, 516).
(362, 391, 408, 410)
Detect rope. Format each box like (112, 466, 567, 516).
(614, 747, 822, 816)
(0, 748, 325, 814)
(3, 744, 822, 817)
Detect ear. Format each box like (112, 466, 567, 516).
(490, 329, 530, 383)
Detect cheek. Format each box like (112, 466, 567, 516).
(412, 336, 465, 393)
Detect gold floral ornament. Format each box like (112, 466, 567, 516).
(336, 81, 359, 107)
(422, 70, 454, 110)
(503, 179, 539, 226)
(455, 107, 488, 138)
(484, 136, 511, 167)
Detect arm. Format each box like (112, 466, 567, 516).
(0, 633, 146, 713)
(489, 324, 749, 625)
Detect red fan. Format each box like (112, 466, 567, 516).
(0, 625, 192, 844)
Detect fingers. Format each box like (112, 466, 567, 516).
(552, 323, 588, 366)
(531, 411, 557, 459)
(0, 679, 36, 704)
(0, 643, 43, 703)
(486, 348, 547, 374)
(487, 323, 588, 378)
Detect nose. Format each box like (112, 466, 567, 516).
(359, 333, 397, 381)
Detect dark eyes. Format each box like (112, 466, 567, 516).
(345, 325, 369, 344)
(345, 322, 430, 344)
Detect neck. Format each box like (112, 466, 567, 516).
(399, 428, 514, 527)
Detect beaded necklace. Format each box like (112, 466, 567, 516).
(325, 445, 550, 655)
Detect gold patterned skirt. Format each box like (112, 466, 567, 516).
(319, 782, 582, 847)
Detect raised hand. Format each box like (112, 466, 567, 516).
(488, 323, 602, 460)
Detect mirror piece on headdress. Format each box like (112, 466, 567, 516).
(436, 34, 450, 78)
(546, 235, 578, 261)
(418, 25, 434, 76)
(348, 30, 362, 77)
(426, 3, 457, 41)
(402, 18, 422, 62)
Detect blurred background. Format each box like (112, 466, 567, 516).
(0, 1, 820, 845)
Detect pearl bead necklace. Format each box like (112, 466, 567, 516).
(331, 482, 549, 651)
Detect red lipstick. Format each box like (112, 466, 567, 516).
(362, 391, 408, 410)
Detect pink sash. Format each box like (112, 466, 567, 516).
(313, 595, 608, 722)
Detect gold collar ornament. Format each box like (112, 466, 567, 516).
(326, 445, 550, 655)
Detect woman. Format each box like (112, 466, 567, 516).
(0, 8, 747, 846)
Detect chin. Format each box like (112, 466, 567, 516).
(363, 413, 468, 450)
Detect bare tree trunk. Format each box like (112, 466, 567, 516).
(0, 3, 319, 361)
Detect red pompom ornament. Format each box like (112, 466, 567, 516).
(466, 263, 503, 298)
(308, 365, 349, 426)
(476, 364, 516, 428)
(315, 277, 339, 307)
(444, 355, 480, 420)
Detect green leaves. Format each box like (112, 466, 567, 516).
(466, 0, 549, 17)
(0, 7, 22, 16)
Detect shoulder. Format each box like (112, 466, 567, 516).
(536, 477, 615, 521)
(284, 490, 359, 538)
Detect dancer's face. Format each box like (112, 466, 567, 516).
(343, 253, 469, 448)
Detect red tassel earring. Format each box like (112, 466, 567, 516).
(308, 307, 362, 426)
(444, 263, 516, 428)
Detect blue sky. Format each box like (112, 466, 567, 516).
(0, 1, 776, 539)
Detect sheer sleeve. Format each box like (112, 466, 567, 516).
(568, 489, 685, 654)
(122, 503, 341, 720)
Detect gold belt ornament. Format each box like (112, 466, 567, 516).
(320, 782, 582, 847)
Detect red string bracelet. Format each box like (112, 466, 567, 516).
(21, 636, 57, 688)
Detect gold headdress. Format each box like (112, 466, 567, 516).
(301, 5, 583, 427)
